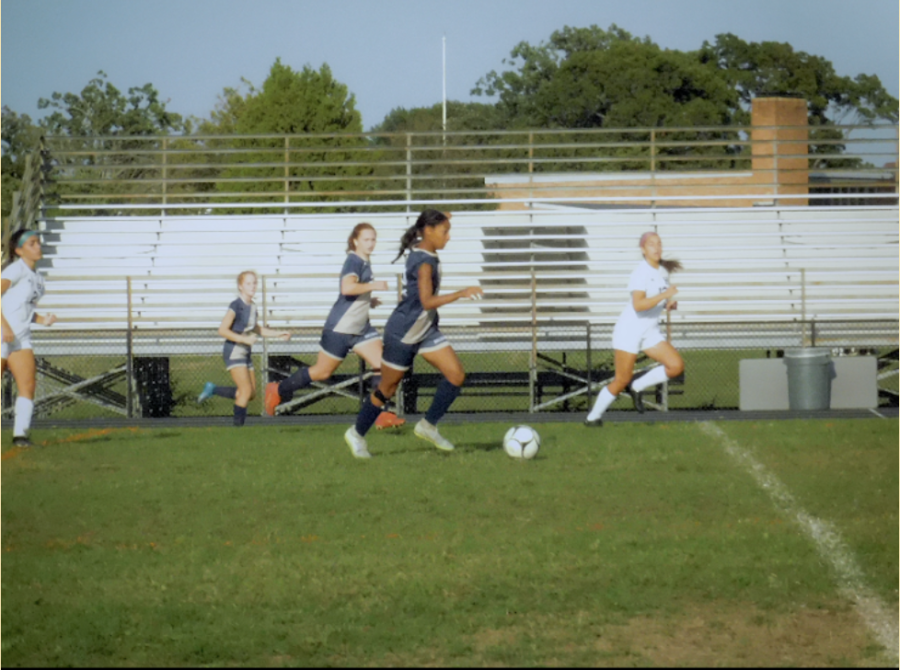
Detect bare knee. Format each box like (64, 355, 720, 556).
(445, 369, 465, 387)
(666, 357, 684, 378)
(309, 366, 331, 382)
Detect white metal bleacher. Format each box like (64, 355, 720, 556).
(36, 203, 898, 335)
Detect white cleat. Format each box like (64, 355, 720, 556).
(413, 419, 455, 452)
(344, 426, 372, 459)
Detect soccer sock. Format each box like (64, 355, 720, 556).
(587, 387, 616, 421)
(632, 365, 670, 393)
(425, 379, 461, 426)
(14, 397, 34, 437)
(278, 367, 311, 402)
(233, 404, 248, 427)
(213, 386, 236, 399)
(355, 395, 383, 437)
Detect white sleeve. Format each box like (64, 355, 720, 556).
(626, 266, 648, 294)
(1, 261, 24, 286)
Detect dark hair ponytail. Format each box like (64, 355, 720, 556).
(660, 259, 683, 273)
(392, 209, 449, 263)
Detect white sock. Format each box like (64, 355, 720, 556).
(632, 366, 670, 393)
(14, 397, 34, 437)
(587, 387, 617, 421)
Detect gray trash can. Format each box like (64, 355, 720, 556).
(784, 348, 832, 410)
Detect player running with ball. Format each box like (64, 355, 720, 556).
(344, 209, 483, 459)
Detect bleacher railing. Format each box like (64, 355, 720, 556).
(38, 124, 898, 212)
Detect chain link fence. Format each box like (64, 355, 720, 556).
(3, 320, 897, 423)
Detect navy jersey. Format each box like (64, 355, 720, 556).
(386, 248, 441, 345)
(223, 297, 257, 363)
(323, 253, 374, 335)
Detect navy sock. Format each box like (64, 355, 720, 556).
(278, 367, 311, 402)
(214, 386, 236, 399)
(233, 405, 248, 427)
(368, 373, 382, 392)
(425, 379, 461, 426)
(355, 396, 383, 437)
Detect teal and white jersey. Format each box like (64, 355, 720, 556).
(323, 253, 374, 335)
(1, 259, 45, 339)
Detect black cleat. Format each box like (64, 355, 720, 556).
(626, 383, 645, 413)
(12, 436, 33, 448)
(583, 417, 604, 427)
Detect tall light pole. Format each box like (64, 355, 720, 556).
(442, 35, 447, 146)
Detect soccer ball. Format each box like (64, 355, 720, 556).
(503, 425, 541, 460)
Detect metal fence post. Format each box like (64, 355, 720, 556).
(529, 269, 537, 413)
(126, 276, 134, 418)
(395, 272, 405, 415)
(585, 323, 593, 408)
(261, 274, 269, 415)
(405, 133, 412, 213)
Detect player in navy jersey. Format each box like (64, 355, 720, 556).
(197, 270, 290, 426)
(585, 232, 684, 426)
(1, 229, 57, 448)
(263, 223, 404, 428)
(344, 209, 483, 459)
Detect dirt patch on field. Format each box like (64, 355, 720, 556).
(470, 600, 892, 667)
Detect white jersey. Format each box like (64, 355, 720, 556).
(616, 259, 670, 333)
(1, 259, 45, 339)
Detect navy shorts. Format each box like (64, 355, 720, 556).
(381, 324, 450, 372)
(320, 324, 380, 361)
(223, 342, 254, 371)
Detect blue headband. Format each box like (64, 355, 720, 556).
(16, 231, 39, 247)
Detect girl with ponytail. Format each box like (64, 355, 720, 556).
(585, 231, 684, 426)
(344, 209, 483, 458)
(2, 229, 56, 447)
(262, 223, 404, 429)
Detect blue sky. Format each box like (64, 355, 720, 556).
(2, 0, 898, 131)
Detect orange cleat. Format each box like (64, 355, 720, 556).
(264, 381, 281, 416)
(374, 411, 406, 429)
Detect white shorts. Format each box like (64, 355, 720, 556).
(612, 320, 665, 355)
(1, 328, 33, 360)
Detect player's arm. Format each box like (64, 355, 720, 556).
(417, 264, 483, 310)
(631, 286, 677, 313)
(255, 324, 291, 341)
(33, 313, 57, 326)
(217, 308, 257, 346)
(340, 274, 388, 296)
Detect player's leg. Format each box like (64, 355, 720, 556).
(586, 349, 637, 426)
(635, 340, 683, 391)
(413, 343, 464, 451)
(355, 338, 405, 428)
(229, 365, 254, 426)
(7, 347, 37, 446)
(267, 334, 346, 415)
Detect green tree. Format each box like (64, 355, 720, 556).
(36, 71, 186, 212)
(1, 107, 43, 221)
(206, 59, 372, 210)
(473, 25, 744, 172)
(370, 101, 508, 206)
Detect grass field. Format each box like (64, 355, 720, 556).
(2, 417, 897, 666)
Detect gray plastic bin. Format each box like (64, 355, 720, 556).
(784, 348, 832, 410)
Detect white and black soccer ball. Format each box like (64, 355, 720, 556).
(503, 425, 541, 460)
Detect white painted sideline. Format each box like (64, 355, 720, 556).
(698, 422, 898, 665)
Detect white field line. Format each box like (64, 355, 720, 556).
(699, 421, 899, 664)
